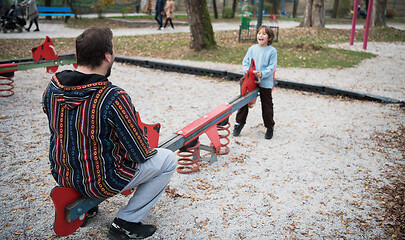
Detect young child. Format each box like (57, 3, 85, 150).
(233, 25, 277, 139)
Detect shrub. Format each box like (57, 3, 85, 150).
(222, 6, 233, 19)
(386, 9, 397, 19)
(337, 0, 351, 18)
(263, 2, 272, 14)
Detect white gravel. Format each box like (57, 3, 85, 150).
(0, 22, 404, 240)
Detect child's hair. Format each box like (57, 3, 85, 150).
(257, 26, 275, 45)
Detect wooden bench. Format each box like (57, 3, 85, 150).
(37, 6, 74, 22)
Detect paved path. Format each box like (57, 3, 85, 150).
(0, 20, 296, 39)
(1, 17, 404, 39)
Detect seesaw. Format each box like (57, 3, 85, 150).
(50, 67, 259, 236)
(0, 37, 260, 236)
(0, 36, 76, 75)
(0, 36, 75, 97)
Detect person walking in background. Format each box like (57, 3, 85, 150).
(20, 0, 39, 32)
(154, 0, 166, 30)
(233, 25, 277, 140)
(42, 27, 177, 240)
(135, 0, 141, 13)
(163, 0, 175, 30)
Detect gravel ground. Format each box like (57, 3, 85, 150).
(0, 22, 404, 240)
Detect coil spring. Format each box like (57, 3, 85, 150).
(176, 140, 200, 174)
(216, 123, 231, 155)
(0, 75, 14, 97)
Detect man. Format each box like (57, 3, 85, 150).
(42, 27, 177, 240)
(154, 0, 166, 30)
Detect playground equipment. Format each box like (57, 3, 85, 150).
(350, 0, 374, 49)
(238, 5, 279, 43)
(268, 14, 279, 43)
(0, 73, 14, 97)
(48, 76, 259, 237)
(1, 35, 403, 237)
(0, 36, 75, 97)
(176, 139, 201, 174)
(0, 36, 260, 236)
(239, 5, 253, 42)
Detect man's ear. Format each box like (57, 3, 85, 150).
(105, 53, 113, 63)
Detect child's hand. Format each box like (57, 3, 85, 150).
(253, 71, 262, 79)
(253, 71, 261, 84)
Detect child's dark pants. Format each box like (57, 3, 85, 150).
(235, 87, 275, 129)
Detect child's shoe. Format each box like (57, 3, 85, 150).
(265, 127, 274, 139)
(233, 123, 244, 137)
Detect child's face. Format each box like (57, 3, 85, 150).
(257, 28, 269, 47)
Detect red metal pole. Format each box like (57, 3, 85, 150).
(350, 0, 360, 45)
(363, 0, 374, 49)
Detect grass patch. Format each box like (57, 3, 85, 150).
(1, 20, 404, 69)
(277, 45, 375, 68)
(113, 28, 380, 68)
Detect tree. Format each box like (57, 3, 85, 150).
(332, 0, 339, 18)
(92, 0, 115, 19)
(299, 0, 325, 27)
(272, 0, 280, 14)
(232, 0, 238, 18)
(45, 0, 51, 20)
(292, 0, 299, 17)
(184, 0, 216, 51)
(213, 0, 218, 19)
(63, 0, 78, 19)
(371, 0, 388, 26)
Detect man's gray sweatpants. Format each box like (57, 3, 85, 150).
(117, 148, 177, 223)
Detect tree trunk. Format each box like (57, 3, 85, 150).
(299, 0, 325, 27)
(272, 0, 280, 14)
(184, 0, 216, 51)
(292, 0, 298, 17)
(312, 0, 325, 27)
(66, 0, 78, 20)
(300, 0, 312, 26)
(332, 0, 339, 18)
(45, 0, 52, 20)
(371, 0, 388, 26)
(232, 0, 238, 18)
(213, 0, 218, 19)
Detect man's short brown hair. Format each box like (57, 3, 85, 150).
(76, 27, 113, 69)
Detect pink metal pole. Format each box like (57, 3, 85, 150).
(350, 0, 359, 45)
(363, 0, 374, 49)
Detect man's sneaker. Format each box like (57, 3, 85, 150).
(108, 218, 156, 240)
(233, 123, 244, 137)
(265, 127, 274, 140)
